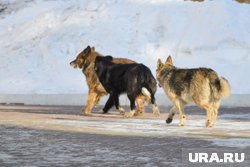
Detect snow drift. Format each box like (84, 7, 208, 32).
(0, 0, 249, 95)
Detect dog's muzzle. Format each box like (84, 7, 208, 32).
(70, 62, 77, 68)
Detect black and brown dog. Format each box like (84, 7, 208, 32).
(94, 56, 160, 117)
(70, 46, 145, 116)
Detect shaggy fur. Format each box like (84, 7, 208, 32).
(94, 56, 160, 117)
(156, 56, 230, 127)
(70, 46, 145, 115)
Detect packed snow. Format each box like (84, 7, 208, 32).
(0, 0, 250, 94)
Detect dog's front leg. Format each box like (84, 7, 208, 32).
(166, 106, 176, 124)
(102, 94, 115, 113)
(113, 94, 125, 115)
(113, 93, 125, 115)
(84, 91, 97, 114)
(173, 101, 186, 126)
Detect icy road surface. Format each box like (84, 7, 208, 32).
(0, 105, 249, 166)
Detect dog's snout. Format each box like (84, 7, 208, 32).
(70, 60, 77, 68)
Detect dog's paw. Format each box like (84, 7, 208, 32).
(153, 110, 160, 117)
(166, 118, 173, 124)
(205, 120, 209, 128)
(124, 110, 135, 118)
(117, 107, 125, 115)
(94, 101, 99, 108)
(178, 123, 185, 127)
(208, 124, 214, 128)
(134, 110, 144, 116)
(82, 109, 91, 115)
(179, 115, 186, 127)
(178, 121, 185, 127)
(153, 106, 160, 117)
(206, 120, 214, 128)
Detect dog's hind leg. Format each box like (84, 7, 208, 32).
(84, 91, 97, 114)
(211, 101, 220, 127)
(94, 94, 104, 107)
(141, 87, 160, 116)
(150, 94, 160, 117)
(134, 96, 145, 116)
(102, 94, 115, 114)
(166, 106, 176, 124)
(201, 104, 213, 128)
(124, 95, 136, 118)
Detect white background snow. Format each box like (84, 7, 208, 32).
(0, 0, 250, 95)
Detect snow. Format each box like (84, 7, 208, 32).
(50, 113, 250, 138)
(0, 0, 250, 94)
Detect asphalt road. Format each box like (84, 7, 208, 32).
(0, 105, 249, 166)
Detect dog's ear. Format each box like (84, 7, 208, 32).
(91, 47, 95, 51)
(105, 55, 113, 61)
(157, 59, 163, 69)
(84, 46, 91, 54)
(165, 55, 173, 66)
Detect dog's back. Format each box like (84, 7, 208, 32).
(95, 56, 156, 96)
(159, 67, 230, 104)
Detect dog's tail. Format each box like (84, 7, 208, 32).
(141, 87, 151, 103)
(212, 77, 231, 100)
(136, 64, 157, 104)
(141, 77, 157, 104)
(218, 77, 231, 98)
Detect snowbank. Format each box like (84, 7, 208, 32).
(0, 0, 249, 95)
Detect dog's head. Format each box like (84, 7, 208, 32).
(94, 56, 113, 77)
(70, 45, 96, 69)
(156, 55, 174, 85)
